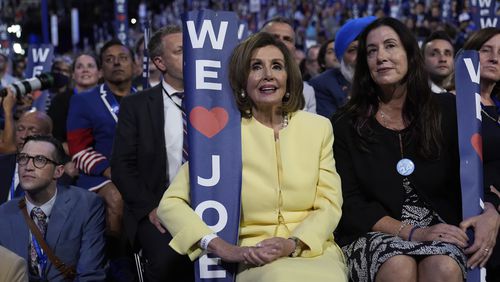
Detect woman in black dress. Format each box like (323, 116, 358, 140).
(332, 18, 500, 282)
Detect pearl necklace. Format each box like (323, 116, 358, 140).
(282, 112, 289, 129)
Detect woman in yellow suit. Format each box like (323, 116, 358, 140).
(157, 32, 347, 282)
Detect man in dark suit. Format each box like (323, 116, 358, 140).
(309, 16, 376, 118)
(0, 135, 106, 281)
(111, 25, 194, 281)
(0, 110, 53, 204)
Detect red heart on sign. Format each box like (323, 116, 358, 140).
(190, 106, 229, 138)
(470, 133, 483, 161)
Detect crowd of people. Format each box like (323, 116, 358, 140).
(0, 5, 499, 282)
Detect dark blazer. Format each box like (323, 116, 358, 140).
(0, 153, 16, 204)
(332, 94, 499, 246)
(309, 68, 350, 119)
(0, 185, 106, 281)
(111, 84, 168, 244)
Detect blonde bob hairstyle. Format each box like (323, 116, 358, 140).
(229, 32, 304, 118)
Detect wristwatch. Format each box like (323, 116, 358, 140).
(288, 237, 302, 257)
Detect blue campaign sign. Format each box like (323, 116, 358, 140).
(114, 0, 129, 45)
(454, 50, 485, 282)
(26, 44, 54, 112)
(183, 10, 241, 282)
(238, 21, 250, 41)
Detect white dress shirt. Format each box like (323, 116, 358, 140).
(161, 80, 184, 183)
(430, 81, 447, 94)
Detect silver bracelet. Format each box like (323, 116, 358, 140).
(200, 233, 218, 250)
(395, 221, 409, 238)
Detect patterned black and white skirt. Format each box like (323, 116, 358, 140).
(342, 178, 467, 282)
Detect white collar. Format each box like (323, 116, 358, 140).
(25, 188, 58, 219)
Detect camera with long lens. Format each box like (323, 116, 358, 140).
(0, 72, 65, 99)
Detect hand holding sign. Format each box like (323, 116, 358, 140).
(460, 203, 499, 269)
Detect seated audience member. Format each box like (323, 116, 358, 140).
(261, 16, 316, 113)
(0, 135, 106, 281)
(0, 109, 53, 204)
(303, 44, 321, 81)
(0, 53, 18, 86)
(422, 31, 455, 93)
(38, 56, 72, 113)
(157, 32, 347, 282)
(67, 39, 137, 280)
(12, 56, 26, 80)
(0, 245, 28, 282)
(332, 18, 499, 282)
(48, 52, 101, 152)
(310, 16, 376, 119)
(67, 40, 137, 238)
(133, 35, 161, 90)
(317, 39, 339, 73)
(49, 53, 101, 186)
(463, 27, 500, 281)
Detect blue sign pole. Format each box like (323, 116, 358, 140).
(183, 9, 241, 282)
(114, 0, 129, 45)
(141, 20, 151, 90)
(41, 0, 49, 44)
(455, 50, 485, 282)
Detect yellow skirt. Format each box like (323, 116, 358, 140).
(236, 243, 347, 282)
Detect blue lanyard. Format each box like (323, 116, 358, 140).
(31, 234, 48, 278)
(9, 173, 15, 200)
(101, 84, 137, 120)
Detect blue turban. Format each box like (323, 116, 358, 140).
(334, 16, 377, 61)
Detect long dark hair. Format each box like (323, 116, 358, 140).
(338, 17, 442, 160)
(463, 27, 500, 99)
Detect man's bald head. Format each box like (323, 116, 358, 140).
(15, 111, 53, 151)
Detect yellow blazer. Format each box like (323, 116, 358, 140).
(157, 111, 346, 281)
(0, 245, 28, 282)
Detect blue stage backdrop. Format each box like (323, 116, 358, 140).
(455, 50, 485, 282)
(183, 10, 242, 282)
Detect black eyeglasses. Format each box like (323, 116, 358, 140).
(16, 153, 60, 169)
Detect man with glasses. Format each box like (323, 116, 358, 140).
(67, 39, 136, 279)
(0, 110, 53, 204)
(0, 134, 106, 281)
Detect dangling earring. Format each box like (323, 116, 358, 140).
(283, 92, 290, 102)
(245, 108, 251, 116)
(240, 90, 246, 99)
